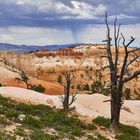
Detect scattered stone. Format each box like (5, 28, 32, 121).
(18, 114, 26, 121)
(46, 99, 54, 105)
(100, 126, 106, 130)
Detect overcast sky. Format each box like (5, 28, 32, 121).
(0, 0, 140, 46)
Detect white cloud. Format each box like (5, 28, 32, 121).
(6, 26, 47, 35)
(0, 34, 14, 42)
(109, 14, 138, 20)
(0, 0, 139, 21)
(35, 0, 107, 19)
(76, 24, 140, 46)
(0, 23, 140, 46)
(16, 0, 24, 5)
(63, 1, 107, 19)
(0, 26, 74, 45)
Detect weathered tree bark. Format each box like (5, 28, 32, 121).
(63, 83, 70, 111)
(102, 12, 140, 133)
(57, 70, 77, 111)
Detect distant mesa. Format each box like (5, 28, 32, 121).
(0, 43, 83, 54)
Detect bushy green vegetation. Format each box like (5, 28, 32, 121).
(116, 124, 140, 140)
(30, 84, 46, 93)
(15, 127, 27, 137)
(82, 84, 90, 91)
(0, 95, 99, 140)
(93, 116, 140, 140)
(0, 131, 16, 140)
(76, 81, 110, 96)
(93, 116, 110, 128)
(30, 129, 56, 140)
(15, 70, 45, 93)
(125, 88, 131, 100)
(91, 81, 110, 95)
(76, 84, 82, 91)
(0, 94, 139, 140)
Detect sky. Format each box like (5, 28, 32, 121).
(0, 0, 140, 46)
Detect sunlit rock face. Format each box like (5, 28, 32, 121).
(0, 44, 140, 97)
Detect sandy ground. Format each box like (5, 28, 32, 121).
(0, 86, 140, 129)
(0, 66, 18, 78)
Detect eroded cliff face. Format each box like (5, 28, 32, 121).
(0, 44, 140, 97)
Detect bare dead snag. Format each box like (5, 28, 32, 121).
(102, 12, 140, 133)
(57, 69, 77, 111)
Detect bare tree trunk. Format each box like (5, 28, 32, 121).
(58, 70, 76, 111)
(63, 83, 70, 111)
(102, 12, 140, 133)
(26, 82, 30, 89)
(110, 93, 121, 132)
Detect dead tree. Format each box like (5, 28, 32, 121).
(57, 70, 77, 111)
(102, 12, 140, 132)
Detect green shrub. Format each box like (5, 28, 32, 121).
(116, 124, 140, 140)
(91, 81, 110, 95)
(6, 110, 19, 119)
(0, 95, 10, 107)
(16, 103, 53, 117)
(15, 128, 27, 137)
(15, 103, 32, 113)
(40, 111, 87, 137)
(96, 134, 108, 140)
(0, 117, 11, 126)
(23, 116, 43, 128)
(93, 116, 110, 128)
(0, 95, 15, 108)
(87, 134, 108, 140)
(30, 104, 53, 117)
(15, 71, 30, 89)
(71, 127, 84, 137)
(125, 88, 131, 100)
(116, 133, 135, 140)
(76, 84, 82, 91)
(0, 106, 7, 115)
(82, 84, 90, 91)
(30, 129, 56, 140)
(87, 135, 97, 140)
(120, 124, 139, 135)
(93, 117, 140, 140)
(91, 81, 102, 92)
(71, 85, 75, 89)
(86, 124, 97, 130)
(0, 131, 16, 140)
(30, 84, 45, 93)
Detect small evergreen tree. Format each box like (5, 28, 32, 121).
(15, 71, 31, 89)
(82, 84, 90, 91)
(125, 88, 131, 100)
(76, 84, 81, 91)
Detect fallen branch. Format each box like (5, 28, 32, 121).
(103, 99, 111, 102)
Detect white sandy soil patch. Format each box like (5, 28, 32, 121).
(0, 87, 61, 107)
(0, 87, 140, 128)
(73, 94, 140, 128)
(0, 66, 18, 78)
